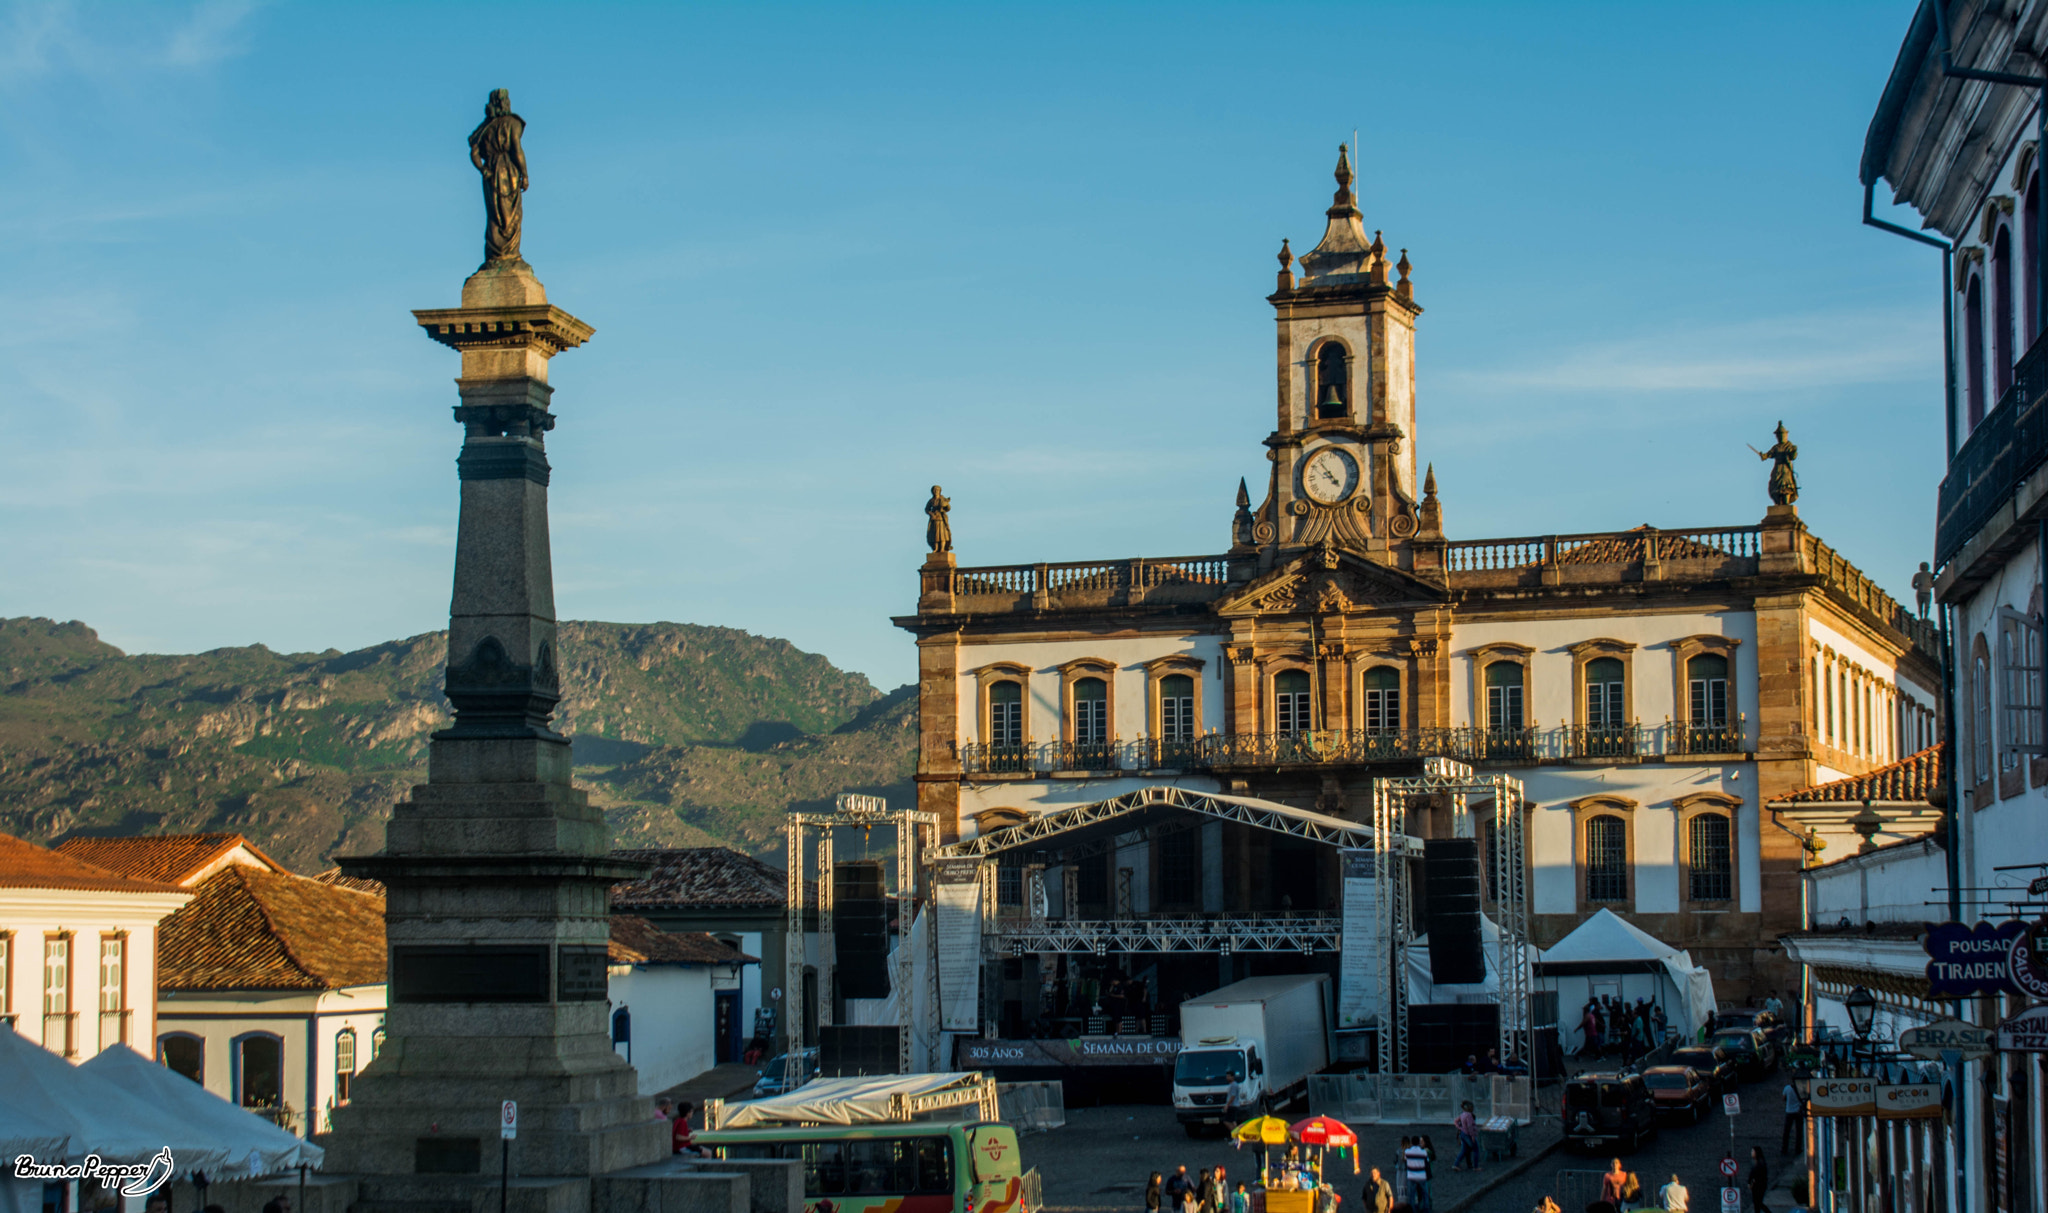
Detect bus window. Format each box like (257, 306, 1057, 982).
(801, 1141, 846, 1195)
(915, 1136, 954, 1193)
(846, 1139, 913, 1194)
(721, 1143, 784, 1161)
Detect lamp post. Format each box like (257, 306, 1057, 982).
(1845, 986, 1876, 1042)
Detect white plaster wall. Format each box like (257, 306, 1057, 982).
(1449, 611, 1760, 733)
(152, 985, 382, 1138)
(955, 634, 1227, 746)
(1953, 538, 2048, 920)
(1807, 618, 1941, 704)
(1810, 843, 1948, 926)
(737, 931, 764, 1040)
(958, 773, 1224, 835)
(1518, 762, 1759, 916)
(0, 888, 188, 1063)
(608, 962, 719, 1094)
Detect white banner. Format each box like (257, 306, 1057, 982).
(934, 859, 984, 1032)
(1874, 1083, 1942, 1120)
(1809, 1077, 1877, 1117)
(1340, 849, 1382, 1029)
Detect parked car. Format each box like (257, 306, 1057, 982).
(1640, 1064, 1713, 1124)
(1668, 1044, 1738, 1094)
(751, 1048, 820, 1097)
(1717, 1007, 1791, 1045)
(1712, 1028, 1779, 1080)
(1563, 1072, 1659, 1153)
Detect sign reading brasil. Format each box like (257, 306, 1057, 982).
(1899, 1019, 1995, 1061)
(1923, 920, 2027, 997)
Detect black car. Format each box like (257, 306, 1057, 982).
(1563, 1072, 1659, 1153)
(1712, 1028, 1779, 1080)
(1668, 1044, 1738, 1093)
(1717, 1007, 1791, 1045)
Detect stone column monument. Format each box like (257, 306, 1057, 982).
(328, 89, 668, 1189)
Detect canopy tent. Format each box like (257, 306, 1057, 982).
(1406, 914, 1526, 1010)
(1535, 909, 1716, 1050)
(82, 1045, 324, 1175)
(715, 1073, 996, 1128)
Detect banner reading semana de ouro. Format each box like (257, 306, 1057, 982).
(933, 858, 984, 1032)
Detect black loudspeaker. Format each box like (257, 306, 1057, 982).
(834, 860, 892, 999)
(1424, 838, 1485, 985)
(1406, 1003, 1500, 1074)
(820, 1025, 901, 1076)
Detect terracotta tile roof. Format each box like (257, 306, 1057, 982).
(158, 866, 386, 991)
(56, 833, 285, 887)
(608, 914, 757, 965)
(1770, 744, 1943, 806)
(0, 833, 189, 894)
(312, 868, 387, 897)
(611, 846, 806, 910)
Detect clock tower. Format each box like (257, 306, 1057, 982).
(1243, 146, 1426, 568)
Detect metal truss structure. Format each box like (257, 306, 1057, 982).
(1369, 762, 1529, 1077)
(936, 783, 1417, 861)
(786, 794, 940, 1082)
(993, 914, 1343, 955)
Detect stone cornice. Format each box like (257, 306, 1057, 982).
(414, 304, 595, 357)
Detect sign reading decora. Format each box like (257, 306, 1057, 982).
(1809, 1078, 1878, 1117)
(1874, 1083, 1943, 1120)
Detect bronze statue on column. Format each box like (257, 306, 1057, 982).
(469, 88, 528, 265)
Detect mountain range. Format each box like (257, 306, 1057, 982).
(0, 616, 914, 872)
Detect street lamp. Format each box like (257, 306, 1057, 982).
(1845, 986, 1877, 1040)
(1791, 1066, 1813, 1101)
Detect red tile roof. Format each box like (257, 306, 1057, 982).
(608, 915, 757, 965)
(311, 868, 387, 897)
(57, 833, 285, 887)
(1770, 744, 1944, 806)
(0, 833, 189, 894)
(611, 847, 802, 910)
(158, 866, 386, 991)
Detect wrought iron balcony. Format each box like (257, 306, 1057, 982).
(1937, 331, 2048, 570)
(1566, 724, 1641, 760)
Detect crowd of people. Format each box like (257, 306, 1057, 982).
(1574, 996, 1668, 1064)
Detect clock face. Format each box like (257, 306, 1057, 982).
(1302, 446, 1360, 505)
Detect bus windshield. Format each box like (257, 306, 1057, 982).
(1175, 1049, 1245, 1086)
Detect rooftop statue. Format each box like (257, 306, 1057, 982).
(926, 486, 953, 554)
(1755, 421, 1798, 506)
(469, 88, 529, 265)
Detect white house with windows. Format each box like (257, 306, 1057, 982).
(0, 833, 191, 1062)
(1856, 3, 2048, 1208)
(897, 148, 1938, 1031)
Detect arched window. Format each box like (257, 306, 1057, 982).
(1585, 657, 1625, 730)
(334, 1028, 357, 1104)
(1314, 342, 1349, 419)
(158, 1033, 203, 1084)
(235, 1032, 283, 1109)
(1974, 636, 1994, 785)
(1996, 226, 2017, 397)
(989, 680, 1023, 748)
(1968, 275, 1988, 428)
(1688, 653, 1729, 726)
(1687, 813, 1732, 901)
(1585, 815, 1628, 902)
(1362, 666, 1400, 733)
(1275, 670, 1312, 734)
(1072, 677, 1108, 745)
(1485, 661, 1524, 731)
(1159, 673, 1195, 742)
(2027, 175, 2041, 340)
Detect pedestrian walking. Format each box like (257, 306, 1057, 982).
(1656, 1174, 1688, 1212)
(1402, 1137, 1432, 1213)
(1779, 1079, 1802, 1156)
(1393, 1137, 1411, 1205)
(1145, 1172, 1162, 1213)
(1165, 1166, 1194, 1213)
(1451, 1102, 1479, 1172)
(1230, 1182, 1250, 1213)
(1747, 1148, 1770, 1213)
(1364, 1168, 1392, 1213)
(1600, 1158, 1631, 1212)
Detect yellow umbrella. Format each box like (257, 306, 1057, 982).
(1233, 1116, 1291, 1144)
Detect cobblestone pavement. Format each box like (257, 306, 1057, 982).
(1029, 1102, 1562, 1213)
(1027, 1068, 1812, 1213)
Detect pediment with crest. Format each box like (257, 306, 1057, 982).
(1215, 546, 1447, 618)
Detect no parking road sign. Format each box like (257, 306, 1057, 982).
(1723, 1093, 1740, 1116)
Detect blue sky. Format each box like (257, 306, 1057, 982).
(0, 0, 1938, 690)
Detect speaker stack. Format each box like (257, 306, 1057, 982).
(1423, 837, 1485, 986)
(820, 1025, 902, 1076)
(833, 860, 892, 999)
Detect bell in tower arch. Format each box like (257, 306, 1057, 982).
(1315, 341, 1350, 419)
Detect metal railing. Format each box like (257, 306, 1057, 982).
(1309, 1073, 1534, 1125)
(41, 1011, 76, 1057)
(1938, 329, 2048, 569)
(97, 1008, 130, 1052)
(959, 723, 1753, 774)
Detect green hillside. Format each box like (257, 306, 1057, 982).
(0, 617, 914, 871)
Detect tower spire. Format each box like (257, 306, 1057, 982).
(1330, 143, 1359, 217)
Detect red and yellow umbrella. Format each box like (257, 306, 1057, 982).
(1289, 1115, 1357, 1148)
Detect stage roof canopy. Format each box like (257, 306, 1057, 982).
(932, 784, 1421, 861)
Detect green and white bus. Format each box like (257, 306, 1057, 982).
(697, 1120, 1030, 1213)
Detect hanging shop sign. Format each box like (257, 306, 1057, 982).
(1924, 920, 2027, 997)
(1900, 1019, 1996, 1062)
(1808, 1077, 1877, 1117)
(1874, 1083, 1943, 1120)
(1997, 1003, 2048, 1052)
(2008, 920, 2048, 999)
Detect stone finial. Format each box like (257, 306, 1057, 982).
(1332, 144, 1356, 211)
(1395, 249, 1413, 301)
(1231, 478, 1257, 551)
(1237, 477, 1252, 509)
(1369, 230, 1386, 260)
(1277, 238, 1295, 291)
(1417, 463, 1443, 539)
(1424, 464, 1438, 500)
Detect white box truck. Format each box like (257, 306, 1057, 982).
(1171, 974, 1331, 1135)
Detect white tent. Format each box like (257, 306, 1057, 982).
(0, 1030, 197, 1213)
(1407, 914, 1535, 1014)
(82, 1045, 324, 1175)
(1535, 909, 1716, 1053)
(716, 1072, 993, 1128)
